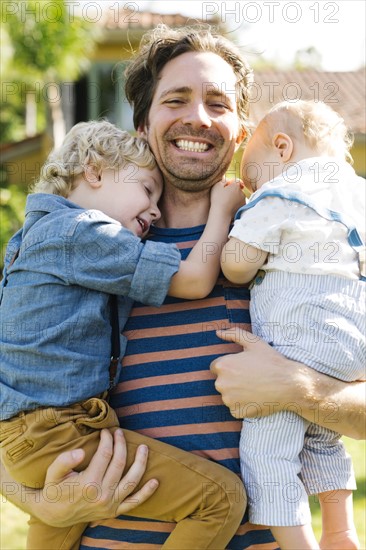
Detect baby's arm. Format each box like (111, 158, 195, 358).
(221, 237, 268, 284)
(168, 180, 245, 299)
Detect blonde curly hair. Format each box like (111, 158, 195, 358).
(266, 100, 353, 162)
(33, 120, 157, 197)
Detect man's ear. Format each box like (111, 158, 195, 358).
(84, 164, 102, 187)
(272, 132, 293, 162)
(137, 123, 148, 139)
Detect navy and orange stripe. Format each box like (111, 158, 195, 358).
(80, 225, 277, 549)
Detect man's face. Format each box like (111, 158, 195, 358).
(141, 51, 244, 192)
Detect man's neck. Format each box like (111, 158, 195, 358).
(156, 185, 211, 229)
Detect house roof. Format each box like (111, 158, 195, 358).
(249, 68, 366, 134)
(0, 133, 44, 160)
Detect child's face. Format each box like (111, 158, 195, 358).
(240, 120, 281, 192)
(98, 164, 163, 238)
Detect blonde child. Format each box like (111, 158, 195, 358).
(0, 120, 246, 550)
(221, 101, 365, 549)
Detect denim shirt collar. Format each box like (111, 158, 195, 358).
(23, 194, 81, 238)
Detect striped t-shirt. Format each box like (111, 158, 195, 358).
(80, 224, 278, 549)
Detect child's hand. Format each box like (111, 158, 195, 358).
(210, 178, 246, 219)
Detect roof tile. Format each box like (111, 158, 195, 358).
(250, 68, 366, 133)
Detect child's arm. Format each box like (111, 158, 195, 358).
(168, 180, 245, 299)
(221, 237, 268, 284)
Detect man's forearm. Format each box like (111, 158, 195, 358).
(290, 364, 366, 440)
(211, 328, 366, 440)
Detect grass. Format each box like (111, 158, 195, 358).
(1, 438, 365, 549)
(309, 437, 366, 548)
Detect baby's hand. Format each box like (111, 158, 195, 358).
(210, 178, 246, 219)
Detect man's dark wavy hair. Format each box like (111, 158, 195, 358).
(124, 24, 253, 136)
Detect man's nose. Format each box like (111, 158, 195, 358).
(181, 102, 212, 129)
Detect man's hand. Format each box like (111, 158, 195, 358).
(4, 429, 159, 528)
(211, 328, 366, 439)
(210, 328, 291, 419)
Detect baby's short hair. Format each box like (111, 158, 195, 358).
(33, 120, 156, 196)
(266, 100, 353, 162)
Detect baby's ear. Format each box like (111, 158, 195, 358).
(273, 132, 293, 162)
(84, 164, 102, 187)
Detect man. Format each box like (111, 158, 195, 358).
(2, 25, 365, 549)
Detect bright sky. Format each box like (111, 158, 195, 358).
(130, 0, 365, 71)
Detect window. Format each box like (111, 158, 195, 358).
(75, 62, 134, 131)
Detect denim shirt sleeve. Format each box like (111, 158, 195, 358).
(0, 229, 22, 303)
(68, 212, 181, 307)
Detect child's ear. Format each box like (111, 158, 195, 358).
(272, 132, 293, 162)
(84, 164, 102, 187)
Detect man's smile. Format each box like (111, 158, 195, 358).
(174, 140, 211, 153)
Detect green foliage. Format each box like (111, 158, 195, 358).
(0, 185, 27, 272)
(3, 1, 96, 81)
(0, 79, 46, 144)
(1, 0, 99, 143)
(6, 2, 68, 74)
(0, 89, 26, 144)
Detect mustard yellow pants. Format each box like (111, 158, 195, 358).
(0, 397, 246, 550)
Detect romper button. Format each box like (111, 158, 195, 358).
(249, 269, 265, 289)
(254, 270, 266, 285)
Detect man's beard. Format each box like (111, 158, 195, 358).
(159, 127, 231, 191)
(162, 157, 231, 192)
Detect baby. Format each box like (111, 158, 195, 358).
(221, 100, 365, 549)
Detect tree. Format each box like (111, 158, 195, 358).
(1, 0, 98, 146)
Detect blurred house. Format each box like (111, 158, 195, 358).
(1, 6, 365, 188)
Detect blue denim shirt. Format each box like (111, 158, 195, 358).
(0, 194, 180, 420)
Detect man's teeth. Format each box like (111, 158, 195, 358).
(175, 140, 209, 152)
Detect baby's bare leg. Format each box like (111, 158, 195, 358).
(319, 489, 359, 549)
(271, 524, 319, 549)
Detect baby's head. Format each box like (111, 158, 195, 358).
(241, 100, 353, 191)
(266, 100, 353, 160)
(33, 120, 163, 237)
